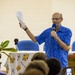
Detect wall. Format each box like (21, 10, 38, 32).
(0, 0, 51, 47)
(0, 0, 51, 70)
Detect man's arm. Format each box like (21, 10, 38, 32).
(24, 28, 36, 42)
(51, 31, 70, 51)
(55, 36, 70, 51)
(19, 23, 37, 42)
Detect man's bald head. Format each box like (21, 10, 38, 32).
(52, 12, 63, 20)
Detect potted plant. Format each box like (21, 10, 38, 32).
(0, 40, 18, 70)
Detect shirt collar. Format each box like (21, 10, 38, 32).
(51, 25, 63, 31)
(58, 25, 63, 31)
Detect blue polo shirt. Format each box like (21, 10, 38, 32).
(35, 25, 72, 68)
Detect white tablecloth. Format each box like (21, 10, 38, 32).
(4, 51, 40, 75)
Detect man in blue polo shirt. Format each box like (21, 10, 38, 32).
(19, 12, 72, 68)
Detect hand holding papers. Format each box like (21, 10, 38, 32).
(16, 11, 24, 22)
(16, 11, 27, 29)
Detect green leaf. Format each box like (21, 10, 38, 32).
(3, 48, 18, 52)
(0, 42, 3, 49)
(1, 40, 10, 49)
(0, 42, 3, 46)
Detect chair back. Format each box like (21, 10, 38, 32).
(16, 40, 39, 51)
(72, 41, 75, 51)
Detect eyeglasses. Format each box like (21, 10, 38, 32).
(52, 18, 61, 20)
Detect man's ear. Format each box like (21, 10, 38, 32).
(60, 18, 63, 22)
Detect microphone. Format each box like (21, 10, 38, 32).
(14, 38, 19, 45)
(52, 24, 56, 31)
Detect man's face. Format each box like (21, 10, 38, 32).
(52, 13, 63, 26)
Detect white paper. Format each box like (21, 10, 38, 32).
(16, 11, 26, 29)
(16, 11, 24, 22)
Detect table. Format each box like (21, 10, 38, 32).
(4, 51, 41, 75)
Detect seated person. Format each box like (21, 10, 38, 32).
(20, 60, 49, 75)
(0, 72, 6, 75)
(19, 69, 44, 75)
(31, 52, 46, 61)
(46, 58, 61, 75)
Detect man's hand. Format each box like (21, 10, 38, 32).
(19, 22, 26, 29)
(18, 18, 27, 29)
(51, 31, 58, 39)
